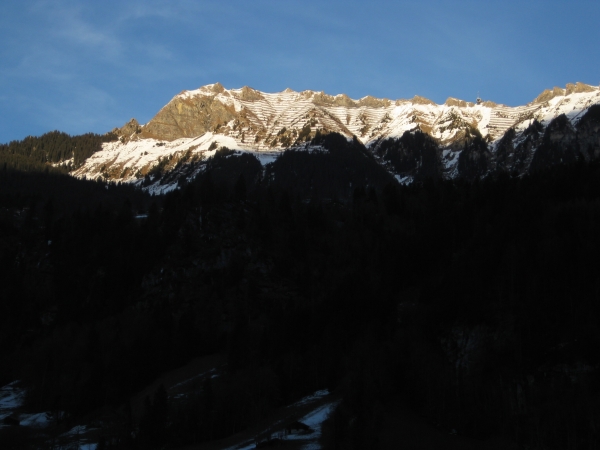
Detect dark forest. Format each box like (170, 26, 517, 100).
(1, 130, 600, 449)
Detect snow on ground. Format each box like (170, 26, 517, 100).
(73, 132, 287, 195)
(72, 132, 231, 183)
(250, 151, 280, 166)
(0, 381, 66, 436)
(145, 180, 180, 196)
(63, 424, 89, 436)
(19, 411, 52, 427)
(288, 389, 330, 408)
(0, 381, 26, 426)
(0, 382, 98, 449)
(537, 90, 600, 125)
(223, 390, 337, 450)
(0, 380, 25, 410)
(286, 401, 339, 447)
(395, 175, 412, 185)
(57, 424, 99, 449)
(73, 132, 330, 195)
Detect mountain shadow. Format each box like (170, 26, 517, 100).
(267, 132, 396, 200)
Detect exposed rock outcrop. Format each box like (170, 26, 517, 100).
(410, 95, 436, 106)
(141, 94, 237, 141)
(566, 82, 596, 95)
(112, 118, 142, 143)
(534, 86, 566, 104)
(445, 97, 469, 108)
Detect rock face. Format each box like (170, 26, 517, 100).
(133, 84, 495, 149)
(566, 82, 597, 95)
(73, 82, 600, 189)
(534, 86, 566, 104)
(112, 118, 142, 142)
(117, 82, 599, 151)
(132, 81, 599, 149)
(445, 97, 470, 108)
(141, 88, 237, 141)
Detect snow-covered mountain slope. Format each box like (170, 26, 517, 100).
(73, 82, 600, 188)
(137, 81, 600, 146)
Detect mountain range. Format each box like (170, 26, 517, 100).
(3, 81, 600, 450)
(69, 81, 600, 193)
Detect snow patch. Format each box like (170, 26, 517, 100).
(63, 424, 89, 436)
(286, 401, 339, 448)
(289, 389, 330, 408)
(0, 381, 25, 410)
(395, 175, 413, 185)
(19, 412, 52, 428)
(250, 151, 280, 166)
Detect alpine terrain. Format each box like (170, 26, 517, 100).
(2, 81, 600, 450)
(71, 81, 600, 192)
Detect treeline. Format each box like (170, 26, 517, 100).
(0, 130, 117, 173)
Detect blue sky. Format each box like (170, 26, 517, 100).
(1, 0, 599, 143)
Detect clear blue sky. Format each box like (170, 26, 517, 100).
(1, 0, 599, 143)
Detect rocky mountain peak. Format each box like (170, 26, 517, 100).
(357, 95, 391, 108)
(565, 81, 596, 95)
(533, 82, 597, 104)
(111, 118, 142, 143)
(410, 95, 435, 105)
(333, 93, 355, 107)
(445, 97, 469, 108)
(206, 82, 225, 94)
(235, 86, 264, 101)
(533, 87, 565, 104)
